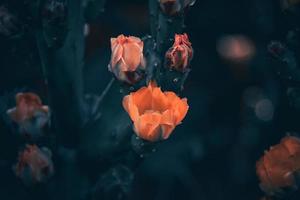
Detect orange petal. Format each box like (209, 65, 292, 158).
(123, 42, 143, 71)
(173, 98, 189, 124)
(174, 34, 182, 46)
(110, 38, 117, 51)
(127, 36, 143, 49)
(122, 95, 140, 122)
(182, 33, 192, 46)
(161, 124, 175, 139)
(165, 92, 189, 124)
(134, 112, 162, 142)
(180, 46, 189, 69)
(161, 110, 176, 139)
(152, 87, 169, 112)
(165, 91, 179, 103)
(131, 86, 153, 114)
(110, 43, 124, 69)
(256, 158, 274, 193)
(281, 136, 300, 170)
(264, 145, 294, 188)
(16, 93, 42, 106)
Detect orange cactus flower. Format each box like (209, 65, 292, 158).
(7, 92, 49, 123)
(122, 81, 189, 142)
(165, 33, 193, 72)
(109, 34, 146, 84)
(256, 136, 300, 196)
(159, 0, 196, 15)
(14, 145, 54, 184)
(6, 93, 49, 138)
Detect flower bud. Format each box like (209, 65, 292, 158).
(109, 34, 146, 85)
(14, 145, 54, 185)
(165, 33, 193, 72)
(7, 93, 50, 139)
(159, 0, 196, 16)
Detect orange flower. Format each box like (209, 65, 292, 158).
(109, 34, 146, 84)
(14, 145, 54, 184)
(6, 93, 49, 137)
(7, 92, 49, 123)
(165, 33, 193, 72)
(256, 136, 300, 196)
(159, 0, 196, 15)
(122, 81, 189, 142)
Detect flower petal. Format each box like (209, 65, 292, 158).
(264, 145, 294, 188)
(131, 86, 153, 114)
(173, 99, 189, 124)
(152, 87, 169, 112)
(161, 110, 175, 139)
(256, 158, 274, 194)
(123, 42, 143, 71)
(281, 136, 300, 171)
(134, 112, 162, 142)
(110, 43, 124, 69)
(122, 95, 140, 122)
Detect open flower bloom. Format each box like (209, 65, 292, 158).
(7, 93, 49, 138)
(123, 81, 189, 142)
(14, 145, 54, 184)
(256, 136, 300, 196)
(165, 33, 193, 72)
(159, 0, 196, 15)
(109, 34, 146, 84)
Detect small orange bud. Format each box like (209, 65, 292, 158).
(165, 33, 193, 72)
(109, 34, 146, 85)
(256, 136, 300, 196)
(123, 81, 189, 142)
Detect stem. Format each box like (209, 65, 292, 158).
(90, 78, 115, 116)
(36, 0, 85, 147)
(149, 0, 159, 37)
(149, 0, 188, 93)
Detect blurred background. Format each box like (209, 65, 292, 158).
(0, 0, 299, 199)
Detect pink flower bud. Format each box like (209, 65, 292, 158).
(14, 145, 54, 185)
(6, 93, 50, 138)
(109, 34, 146, 85)
(165, 33, 193, 72)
